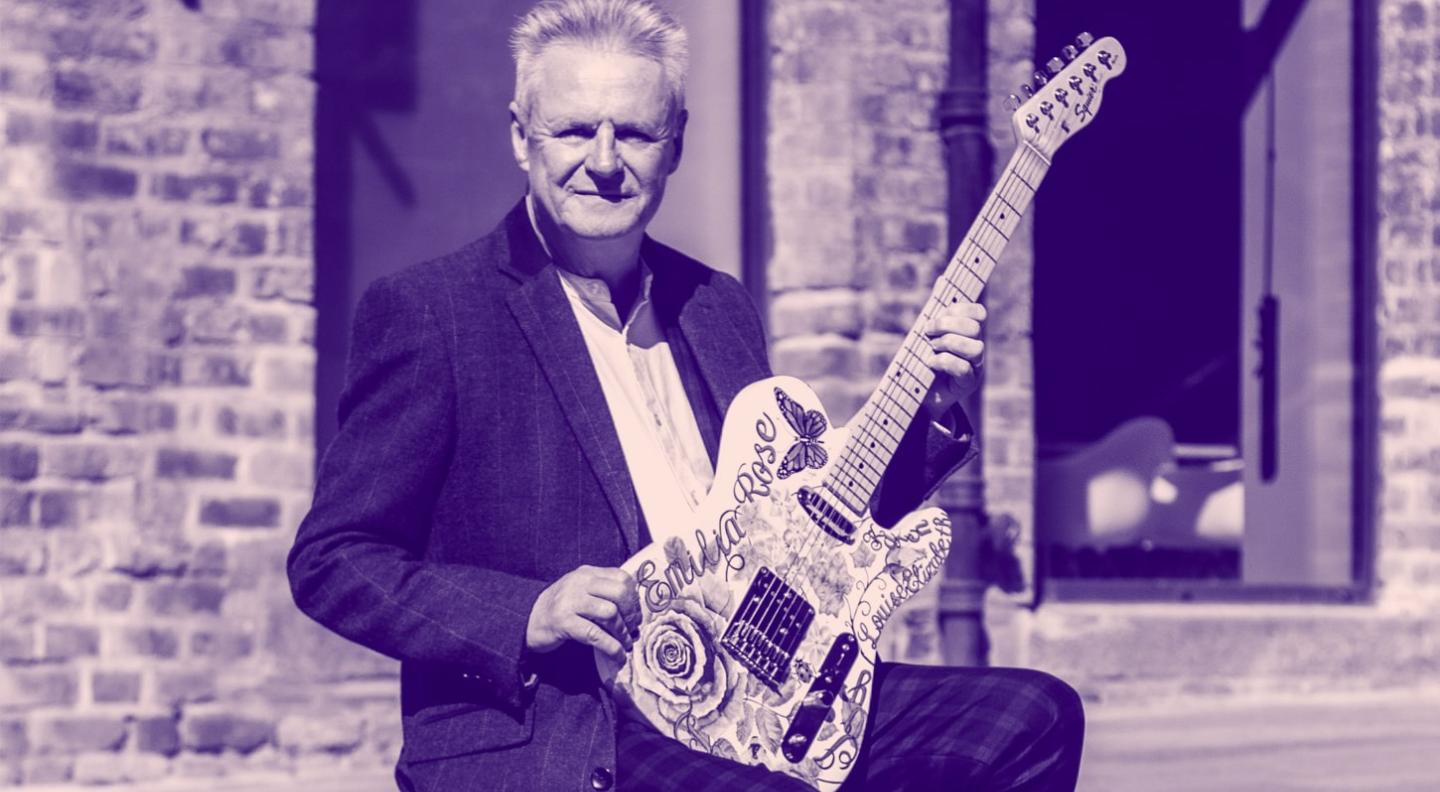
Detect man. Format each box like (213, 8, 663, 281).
(288, 1, 1083, 790)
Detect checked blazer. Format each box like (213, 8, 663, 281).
(287, 201, 976, 792)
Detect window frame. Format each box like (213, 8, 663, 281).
(1039, 0, 1378, 605)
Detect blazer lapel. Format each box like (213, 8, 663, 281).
(499, 206, 642, 555)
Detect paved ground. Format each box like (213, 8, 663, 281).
(1078, 691, 1440, 792)
(20, 691, 1440, 791)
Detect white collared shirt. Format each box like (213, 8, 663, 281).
(555, 266, 716, 533)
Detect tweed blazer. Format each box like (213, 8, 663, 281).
(287, 202, 976, 791)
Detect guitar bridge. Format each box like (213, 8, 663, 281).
(721, 567, 814, 691)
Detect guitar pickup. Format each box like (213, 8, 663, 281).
(799, 487, 857, 545)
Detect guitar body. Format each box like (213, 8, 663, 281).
(600, 376, 952, 790)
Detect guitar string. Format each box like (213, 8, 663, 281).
(766, 135, 1054, 611)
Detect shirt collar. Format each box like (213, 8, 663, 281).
(527, 194, 653, 332)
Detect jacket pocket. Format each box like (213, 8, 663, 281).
(401, 701, 534, 762)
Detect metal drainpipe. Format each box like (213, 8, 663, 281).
(935, 0, 992, 667)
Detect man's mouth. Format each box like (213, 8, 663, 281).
(572, 190, 633, 201)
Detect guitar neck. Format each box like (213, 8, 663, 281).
(821, 144, 1051, 514)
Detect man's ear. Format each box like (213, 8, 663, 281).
(509, 102, 530, 173)
(667, 108, 688, 175)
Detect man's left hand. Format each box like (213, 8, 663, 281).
(922, 301, 986, 415)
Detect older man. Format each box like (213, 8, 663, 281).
(288, 1, 1082, 790)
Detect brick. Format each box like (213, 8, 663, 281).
(202, 128, 280, 161)
(22, 754, 73, 784)
(52, 161, 139, 200)
(263, 356, 312, 392)
(53, 118, 100, 152)
(91, 671, 141, 704)
(73, 752, 168, 785)
(0, 532, 47, 576)
(51, 69, 141, 113)
(91, 27, 159, 62)
(191, 541, 227, 577)
(8, 306, 85, 338)
(44, 624, 99, 659)
(190, 630, 253, 661)
(174, 265, 236, 298)
(156, 448, 237, 480)
(248, 312, 289, 343)
(190, 303, 247, 343)
(216, 405, 287, 439)
(24, 407, 87, 434)
(120, 626, 178, 658)
(0, 488, 34, 526)
(39, 489, 83, 528)
(247, 175, 310, 208)
(147, 581, 225, 615)
(0, 626, 33, 662)
(0, 720, 26, 760)
(0, 667, 78, 711)
(44, 443, 141, 481)
(95, 581, 133, 611)
(105, 124, 189, 157)
(37, 717, 127, 752)
(251, 265, 312, 302)
(248, 449, 312, 490)
(156, 669, 218, 706)
(183, 352, 253, 387)
(93, 398, 177, 435)
(182, 713, 274, 755)
(136, 716, 181, 756)
(155, 173, 240, 205)
(770, 289, 864, 338)
(0, 444, 39, 481)
(229, 222, 267, 255)
(276, 713, 362, 755)
(199, 497, 281, 528)
(771, 335, 862, 379)
(76, 343, 147, 389)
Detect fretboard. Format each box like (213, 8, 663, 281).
(821, 144, 1051, 514)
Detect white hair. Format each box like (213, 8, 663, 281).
(510, 0, 689, 123)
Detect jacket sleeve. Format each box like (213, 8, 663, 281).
(287, 273, 546, 712)
(868, 401, 980, 529)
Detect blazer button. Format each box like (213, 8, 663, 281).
(589, 766, 613, 790)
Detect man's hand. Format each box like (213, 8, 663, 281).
(526, 565, 640, 660)
(922, 301, 986, 415)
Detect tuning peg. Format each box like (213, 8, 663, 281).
(1032, 71, 1048, 88)
(1020, 83, 1034, 98)
(1074, 32, 1095, 51)
(1003, 93, 1022, 112)
(1062, 44, 1079, 62)
(1045, 57, 1064, 75)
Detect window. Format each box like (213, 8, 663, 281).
(1033, 0, 1374, 599)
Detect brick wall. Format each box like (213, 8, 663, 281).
(0, 0, 396, 785)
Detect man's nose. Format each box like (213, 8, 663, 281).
(586, 122, 621, 177)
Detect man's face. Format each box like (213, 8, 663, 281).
(511, 45, 685, 242)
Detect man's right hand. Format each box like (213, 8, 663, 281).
(526, 565, 640, 660)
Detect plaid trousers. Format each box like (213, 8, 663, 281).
(617, 664, 1085, 792)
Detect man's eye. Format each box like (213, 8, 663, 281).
(556, 127, 592, 139)
(616, 129, 656, 144)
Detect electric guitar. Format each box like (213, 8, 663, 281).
(599, 34, 1127, 789)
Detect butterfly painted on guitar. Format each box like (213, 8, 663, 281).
(774, 387, 828, 478)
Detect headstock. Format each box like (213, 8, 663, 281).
(1005, 32, 1127, 160)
